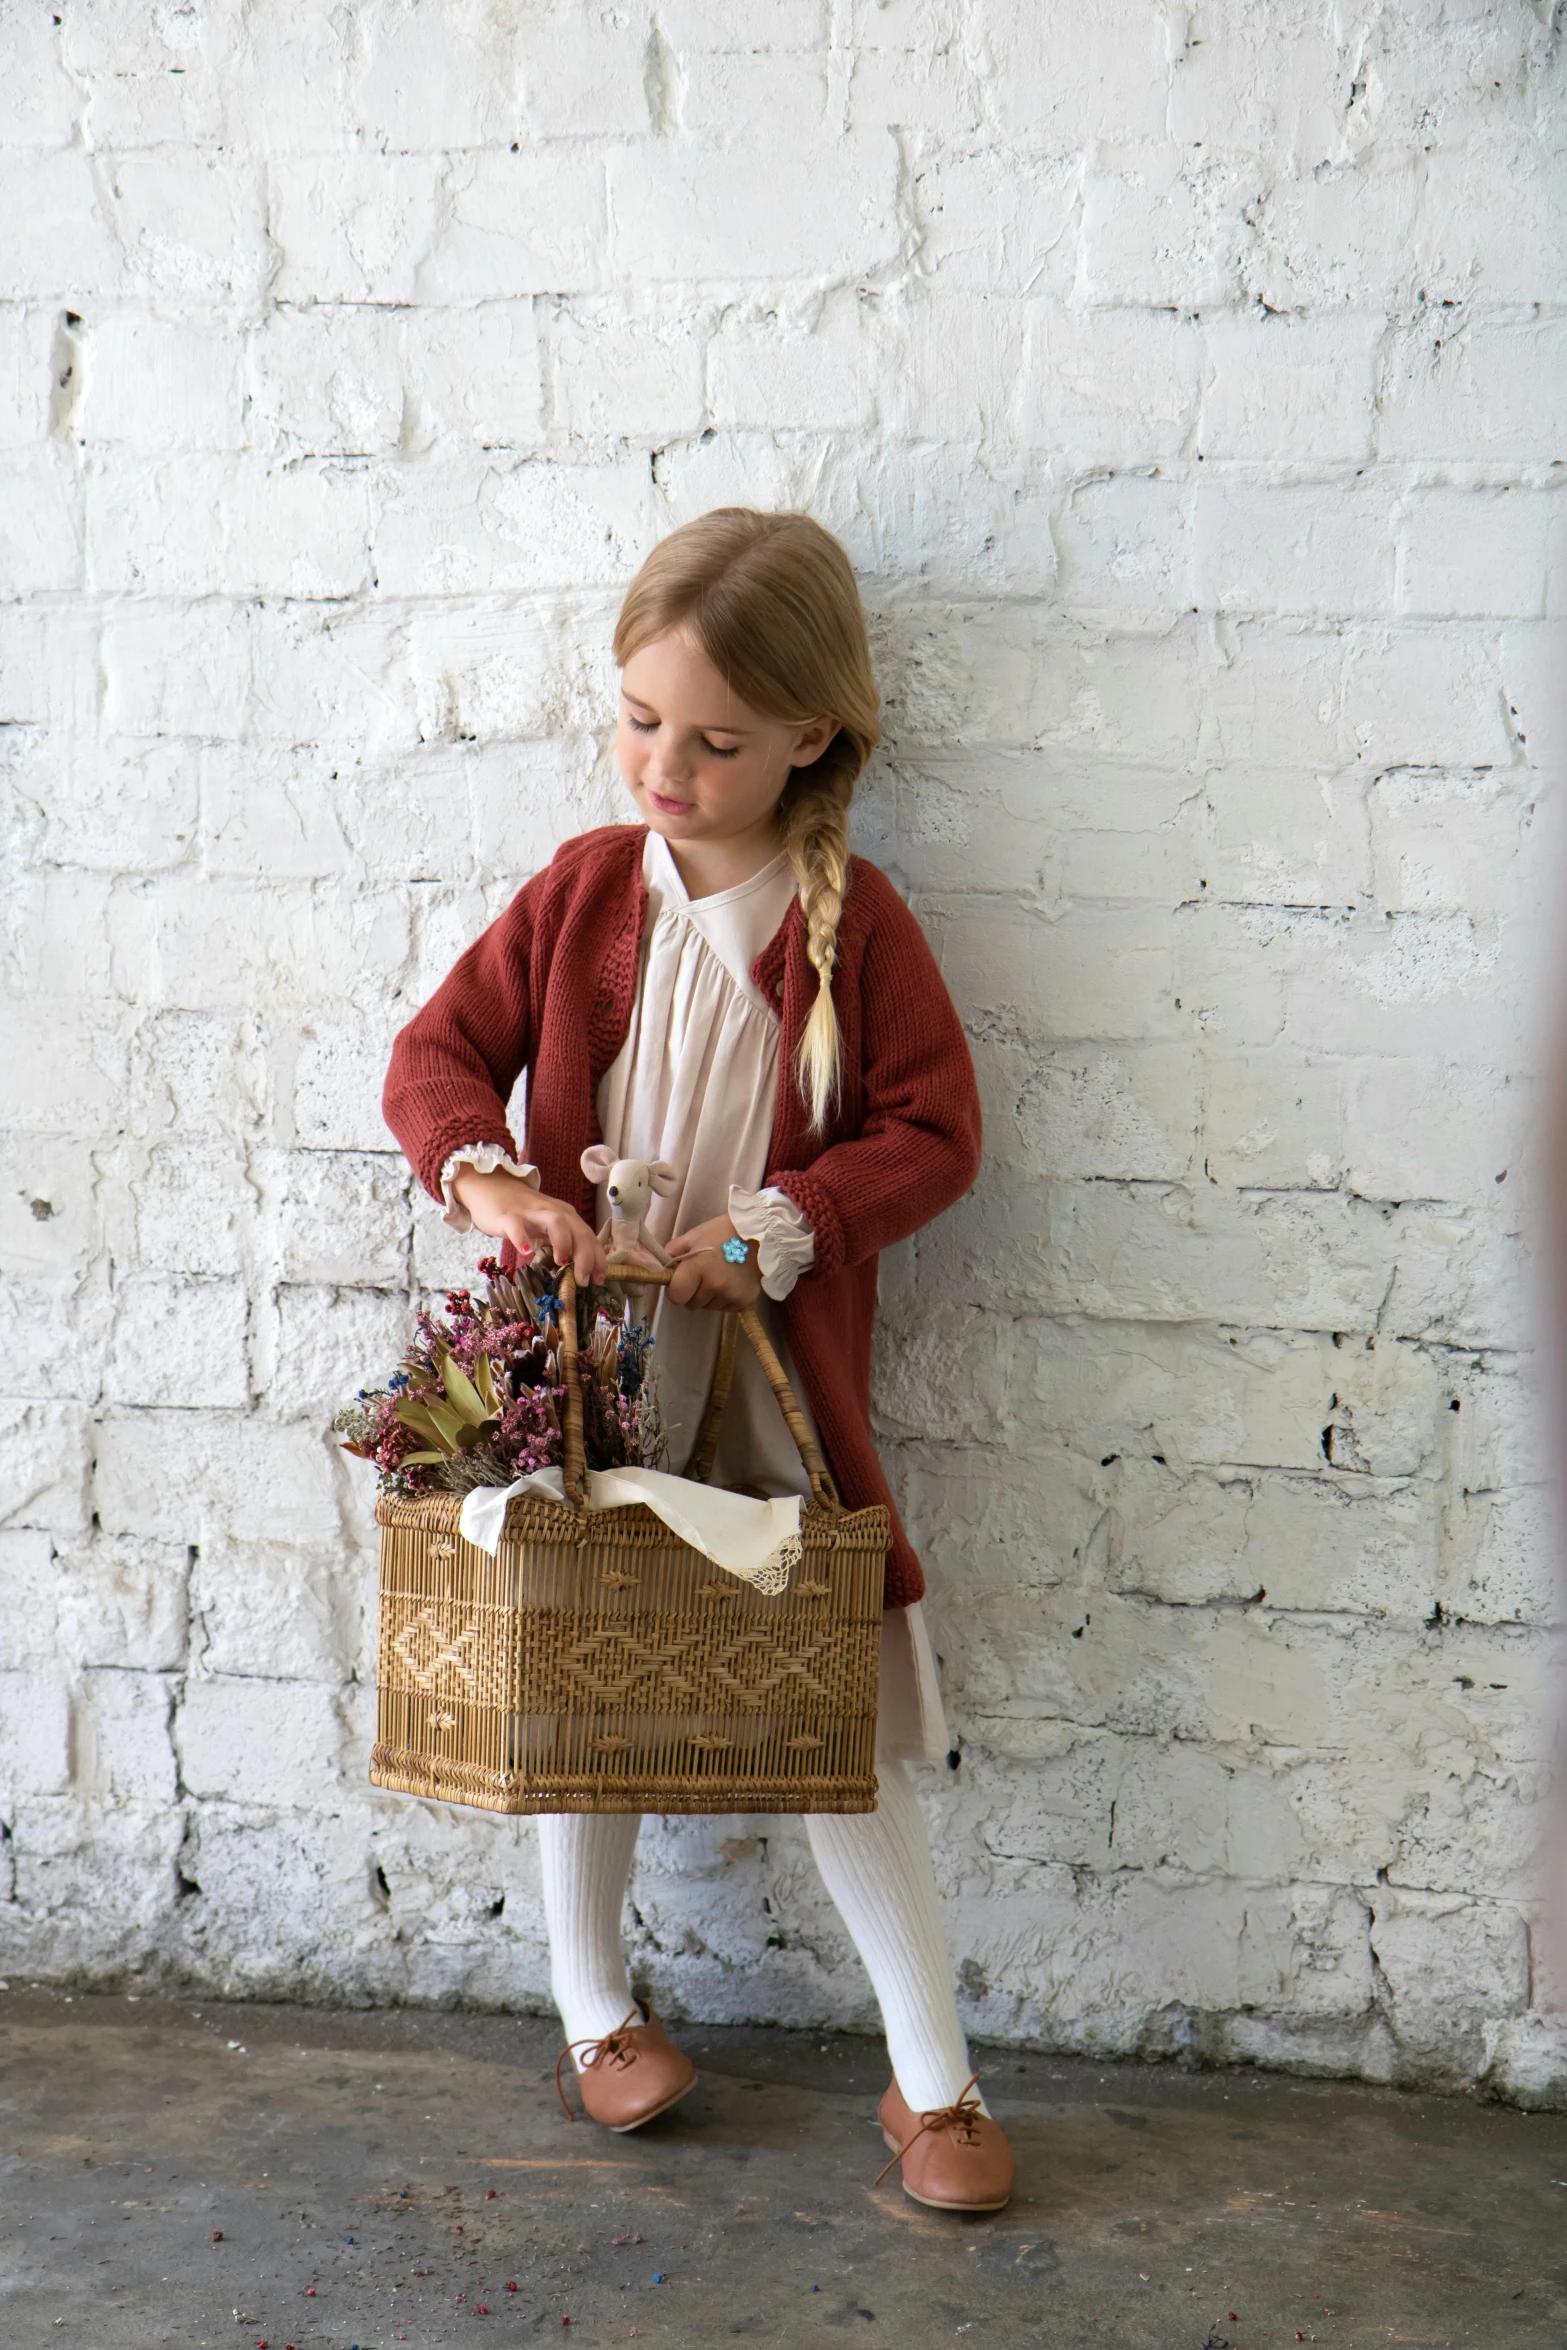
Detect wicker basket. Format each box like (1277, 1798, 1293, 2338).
(369, 1262, 888, 1815)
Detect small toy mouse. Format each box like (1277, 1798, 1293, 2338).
(580, 1146, 679, 1274)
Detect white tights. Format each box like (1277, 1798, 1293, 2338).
(536, 1764, 978, 2114)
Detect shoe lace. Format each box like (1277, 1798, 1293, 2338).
(554, 2006, 644, 2120)
(872, 2075, 984, 2187)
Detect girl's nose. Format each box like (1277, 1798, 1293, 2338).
(647, 739, 691, 789)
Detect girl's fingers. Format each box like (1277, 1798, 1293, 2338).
(466, 1191, 601, 1283)
(514, 1212, 606, 1287)
(552, 1212, 604, 1286)
(665, 1252, 761, 1310)
(667, 1261, 701, 1310)
(543, 1211, 587, 1281)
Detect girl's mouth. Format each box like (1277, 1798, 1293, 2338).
(647, 790, 694, 816)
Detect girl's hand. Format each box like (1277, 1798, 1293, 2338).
(665, 1214, 763, 1311)
(449, 1167, 607, 1287)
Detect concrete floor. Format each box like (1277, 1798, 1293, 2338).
(2, 1989, 1565, 2349)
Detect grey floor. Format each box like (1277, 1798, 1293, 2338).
(2, 1987, 1564, 2349)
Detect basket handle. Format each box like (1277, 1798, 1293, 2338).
(685, 1307, 740, 1485)
(558, 1262, 841, 1514)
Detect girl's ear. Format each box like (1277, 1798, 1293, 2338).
(789, 716, 841, 770)
(580, 1144, 616, 1182)
(647, 1161, 681, 1196)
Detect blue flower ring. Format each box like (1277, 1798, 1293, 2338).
(722, 1235, 750, 1264)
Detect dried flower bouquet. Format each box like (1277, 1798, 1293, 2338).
(333, 1256, 668, 1499)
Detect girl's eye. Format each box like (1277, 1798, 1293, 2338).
(623, 713, 739, 759)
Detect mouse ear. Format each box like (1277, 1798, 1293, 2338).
(580, 1144, 616, 1183)
(647, 1161, 681, 1196)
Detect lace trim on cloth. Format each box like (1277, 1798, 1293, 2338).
(727, 1184, 815, 1300)
(749, 1530, 803, 1596)
(439, 1143, 540, 1232)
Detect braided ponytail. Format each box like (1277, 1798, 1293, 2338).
(778, 772, 852, 1128)
(613, 509, 880, 1129)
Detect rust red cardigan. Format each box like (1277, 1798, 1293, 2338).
(381, 823, 982, 1608)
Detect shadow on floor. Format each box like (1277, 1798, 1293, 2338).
(2, 1988, 1565, 2348)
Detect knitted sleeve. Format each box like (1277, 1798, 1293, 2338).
(382, 882, 538, 1203)
(766, 882, 982, 1282)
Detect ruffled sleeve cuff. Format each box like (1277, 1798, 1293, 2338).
(439, 1144, 541, 1232)
(728, 1184, 815, 1301)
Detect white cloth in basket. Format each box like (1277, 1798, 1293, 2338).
(458, 1469, 802, 1595)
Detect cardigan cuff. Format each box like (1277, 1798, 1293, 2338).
(440, 1144, 540, 1232)
(766, 1168, 846, 1283)
(408, 1111, 523, 1206)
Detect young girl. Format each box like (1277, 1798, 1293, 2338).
(382, 508, 1016, 2214)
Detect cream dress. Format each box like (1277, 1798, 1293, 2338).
(443, 829, 948, 1767)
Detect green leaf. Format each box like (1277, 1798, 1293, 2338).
(472, 1354, 499, 1413)
(426, 1400, 466, 1447)
(394, 1397, 465, 1453)
(441, 1356, 493, 1428)
(398, 1448, 447, 1466)
(394, 1398, 440, 1438)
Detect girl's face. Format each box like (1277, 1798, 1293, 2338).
(617, 629, 838, 849)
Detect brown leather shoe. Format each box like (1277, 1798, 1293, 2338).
(555, 2005, 697, 2132)
(874, 2075, 1016, 2212)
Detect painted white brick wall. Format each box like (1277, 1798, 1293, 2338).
(2, 1, 1565, 2103)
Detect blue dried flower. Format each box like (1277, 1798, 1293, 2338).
(617, 1318, 653, 1398)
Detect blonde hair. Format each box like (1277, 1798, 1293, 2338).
(613, 508, 881, 1129)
